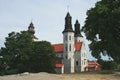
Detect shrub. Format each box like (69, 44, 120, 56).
(99, 70, 114, 74)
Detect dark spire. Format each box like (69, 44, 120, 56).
(28, 22, 38, 40)
(28, 22, 35, 34)
(74, 20, 83, 37)
(63, 12, 74, 33)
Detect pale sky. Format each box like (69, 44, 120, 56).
(0, 0, 104, 60)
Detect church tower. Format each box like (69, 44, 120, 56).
(28, 22, 38, 40)
(62, 12, 75, 73)
(74, 20, 87, 72)
(74, 20, 83, 42)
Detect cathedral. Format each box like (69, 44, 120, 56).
(28, 12, 88, 74)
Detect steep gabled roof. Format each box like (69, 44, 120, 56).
(53, 44, 64, 53)
(52, 42, 83, 53)
(75, 42, 82, 51)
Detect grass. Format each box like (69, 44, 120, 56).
(74, 70, 115, 74)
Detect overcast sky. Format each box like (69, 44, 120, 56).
(0, 0, 105, 60)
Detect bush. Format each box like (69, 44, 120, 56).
(102, 61, 117, 70)
(98, 59, 118, 70)
(0, 69, 18, 76)
(99, 70, 114, 74)
(117, 64, 120, 71)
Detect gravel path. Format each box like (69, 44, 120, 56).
(0, 72, 119, 80)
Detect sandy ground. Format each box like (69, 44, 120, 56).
(0, 72, 120, 80)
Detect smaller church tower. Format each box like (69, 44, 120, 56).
(62, 12, 75, 73)
(74, 20, 83, 42)
(28, 22, 38, 40)
(74, 20, 88, 72)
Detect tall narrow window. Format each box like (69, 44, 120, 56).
(84, 60, 85, 65)
(65, 35, 67, 41)
(76, 61, 78, 66)
(69, 36, 71, 40)
(65, 44, 68, 52)
(69, 44, 71, 51)
(66, 55, 68, 59)
(84, 59, 86, 65)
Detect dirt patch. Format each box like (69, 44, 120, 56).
(0, 72, 119, 80)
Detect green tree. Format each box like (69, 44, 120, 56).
(82, 0, 120, 63)
(30, 41, 56, 73)
(97, 59, 117, 70)
(0, 31, 33, 73)
(0, 31, 56, 75)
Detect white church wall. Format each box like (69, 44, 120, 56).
(74, 51, 81, 72)
(63, 32, 75, 73)
(56, 53, 63, 58)
(75, 37, 83, 42)
(80, 42, 88, 71)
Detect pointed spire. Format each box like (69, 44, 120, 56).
(28, 22, 35, 34)
(28, 22, 38, 40)
(74, 20, 83, 37)
(29, 22, 34, 28)
(63, 12, 74, 33)
(66, 12, 71, 18)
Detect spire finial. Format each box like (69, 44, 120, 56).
(67, 5, 70, 12)
(65, 0, 71, 12)
(76, 19, 79, 24)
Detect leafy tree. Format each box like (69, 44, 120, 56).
(97, 59, 117, 70)
(30, 41, 56, 73)
(0, 31, 56, 75)
(103, 61, 117, 70)
(0, 31, 33, 73)
(82, 0, 120, 63)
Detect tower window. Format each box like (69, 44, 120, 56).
(66, 55, 68, 59)
(84, 59, 86, 65)
(65, 44, 68, 52)
(76, 61, 78, 66)
(65, 36, 67, 41)
(69, 44, 71, 51)
(69, 36, 71, 40)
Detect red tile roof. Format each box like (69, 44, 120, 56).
(88, 61, 101, 71)
(52, 42, 82, 53)
(75, 42, 82, 51)
(53, 44, 63, 53)
(55, 64, 63, 68)
(88, 61, 100, 66)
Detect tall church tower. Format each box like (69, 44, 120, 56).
(28, 22, 38, 40)
(62, 12, 75, 73)
(74, 20, 83, 42)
